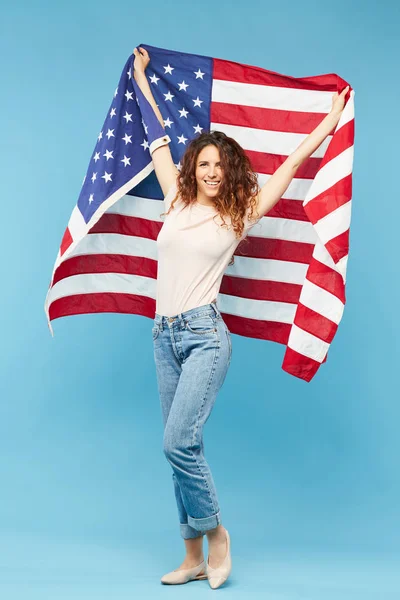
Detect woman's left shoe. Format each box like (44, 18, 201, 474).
(206, 528, 232, 589)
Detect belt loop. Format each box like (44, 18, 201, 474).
(210, 299, 219, 318)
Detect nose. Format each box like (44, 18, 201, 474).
(207, 168, 217, 178)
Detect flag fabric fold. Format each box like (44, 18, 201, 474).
(44, 43, 355, 382)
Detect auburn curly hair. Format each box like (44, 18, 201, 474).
(160, 131, 261, 242)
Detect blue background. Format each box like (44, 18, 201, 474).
(1, 1, 399, 598)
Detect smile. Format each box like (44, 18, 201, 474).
(204, 181, 220, 187)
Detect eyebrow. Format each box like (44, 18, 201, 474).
(198, 160, 221, 164)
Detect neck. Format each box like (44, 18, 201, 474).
(196, 190, 216, 207)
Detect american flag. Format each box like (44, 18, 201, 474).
(44, 43, 355, 382)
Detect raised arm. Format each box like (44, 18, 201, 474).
(254, 86, 350, 218)
(133, 47, 178, 196)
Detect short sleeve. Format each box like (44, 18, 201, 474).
(164, 180, 178, 211)
(242, 204, 263, 237)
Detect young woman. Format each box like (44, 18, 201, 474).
(133, 47, 349, 589)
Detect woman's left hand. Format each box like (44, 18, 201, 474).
(331, 85, 350, 116)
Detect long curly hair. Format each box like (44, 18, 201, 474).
(160, 131, 260, 242)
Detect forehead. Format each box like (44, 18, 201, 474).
(197, 145, 221, 162)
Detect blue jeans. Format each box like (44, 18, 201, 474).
(152, 301, 232, 539)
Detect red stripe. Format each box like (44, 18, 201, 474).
(265, 199, 308, 222)
(236, 236, 314, 264)
(306, 259, 346, 303)
(90, 213, 161, 239)
(52, 254, 158, 286)
(60, 227, 73, 256)
(221, 312, 290, 345)
(49, 292, 290, 346)
(282, 347, 322, 382)
(304, 176, 352, 225)
(318, 119, 355, 168)
(49, 293, 156, 321)
(220, 275, 301, 304)
(325, 230, 349, 264)
(293, 303, 338, 344)
(213, 57, 350, 91)
(246, 149, 321, 180)
(211, 101, 326, 134)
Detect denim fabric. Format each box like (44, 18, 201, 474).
(152, 301, 232, 539)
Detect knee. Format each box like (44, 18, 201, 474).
(163, 430, 195, 461)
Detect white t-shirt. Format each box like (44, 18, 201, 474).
(155, 182, 261, 317)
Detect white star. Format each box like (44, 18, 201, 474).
(142, 119, 148, 134)
(193, 96, 203, 108)
(125, 90, 134, 101)
(122, 133, 132, 145)
(163, 64, 174, 74)
(98, 131, 103, 141)
(177, 134, 188, 145)
(121, 155, 131, 167)
(175, 161, 182, 170)
(91, 172, 97, 183)
(123, 111, 133, 123)
(106, 128, 115, 140)
(103, 149, 114, 160)
(194, 68, 205, 79)
(82, 175, 86, 186)
(179, 107, 189, 118)
(164, 91, 174, 102)
(150, 73, 160, 84)
(164, 117, 173, 128)
(141, 139, 150, 150)
(127, 68, 132, 79)
(93, 152, 101, 162)
(114, 87, 118, 97)
(101, 171, 112, 183)
(89, 193, 94, 204)
(109, 107, 117, 118)
(178, 80, 189, 91)
(193, 124, 203, 134)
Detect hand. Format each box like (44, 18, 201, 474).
(331, 85, 350, 116)
(133, 46, 150, 76)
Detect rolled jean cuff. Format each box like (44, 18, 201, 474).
(180, 523, 205, 539)
(188, 511, 221, 532)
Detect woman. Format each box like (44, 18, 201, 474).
(133, 46, 349, 589)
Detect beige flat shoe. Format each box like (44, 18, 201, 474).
(206, 529, 232, 589)
(160, 559, 207, 585)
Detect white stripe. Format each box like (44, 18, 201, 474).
(288, 324, 330, 363)
(67, 233, 309, 284)
(47, 273, 157, 304)
(46, 273, 298, 325)
(212, 79, 334, 113)
(313, 201, 351, 245)
(300, 280, 344, 324)
(211, 121, 331, 159)
(227, 255, 308, 284)
(68, 205, 86, 241)
(218, 293, 296, 324)
(106, 196, 317, 244)
(312, 240, 348, 283)
(303, 146, 354, 206)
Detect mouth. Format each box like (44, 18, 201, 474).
(204, 180, 220, 187)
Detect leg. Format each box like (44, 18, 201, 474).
(153, 319, 203, 539)
(162, 314, 231, 537)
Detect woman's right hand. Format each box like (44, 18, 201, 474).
(133, 47, 150, 76)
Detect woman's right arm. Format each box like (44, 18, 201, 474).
(133, 47, 178, 196)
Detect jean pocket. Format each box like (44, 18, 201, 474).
(186, 315, 216, 335)
(152, 324, 161, 341)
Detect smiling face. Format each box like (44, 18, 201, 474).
(195, 144, 224, 203)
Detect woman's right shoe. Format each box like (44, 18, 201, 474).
(160, 559, 207, 584)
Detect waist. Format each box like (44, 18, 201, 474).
(155, 299, 219, 325)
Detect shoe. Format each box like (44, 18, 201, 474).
(206, 528, 232, 589)
(160, 559, 207, 584)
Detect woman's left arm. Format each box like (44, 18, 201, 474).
(255, 85, 350, 218)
